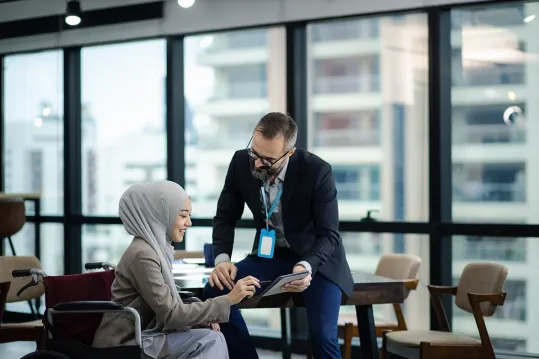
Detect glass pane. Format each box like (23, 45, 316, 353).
(81, 40, 167, 216)
(452, 236, 530, 352)
(82, 224, 132, 269)
(339, 233, 430, 337)
(3, 51, 64, 215)
(184, 27, 287, 218)
(185, 227, 281, 335)
(306, 14, 429, 221)
(5, 223, 64, 314)
(451, 2, 539, 224)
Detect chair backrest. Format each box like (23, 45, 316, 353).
(455, 262, 508, 316)
(375, 253, 421, 299)
(0, 281, 11, 324)
(0, 198, 26, 238)
(43, 270, 116, 346)
(0, 256, 44, 302)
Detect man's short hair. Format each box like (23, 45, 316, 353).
(255, 112, 298, 151)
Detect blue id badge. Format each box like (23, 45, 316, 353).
(257, 228, 276, 259)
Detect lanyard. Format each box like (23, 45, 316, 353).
(260, 185, 283, 231)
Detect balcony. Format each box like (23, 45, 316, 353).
(313, 75, 380, 94)
(311, 19, 379, 42)
(453, 68, 525, 87)
(313, 128, 379, 147)
(203, 30, 267, 52)
(336, 183, 380, 201)
(210, 81, 267, 101)
(196, 132, 253, 150)
(453, 183, 525, 203)
(453, 236, 527, 262)
(452, 124, 526, 145)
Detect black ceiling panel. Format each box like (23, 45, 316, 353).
(0, 1, 164, 40)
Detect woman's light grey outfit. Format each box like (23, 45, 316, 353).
(92, 181, 231, 359)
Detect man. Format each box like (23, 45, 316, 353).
(203, 112, 353, 359)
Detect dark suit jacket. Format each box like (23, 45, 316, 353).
(212, 148, 354, 298)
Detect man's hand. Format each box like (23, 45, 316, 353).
(209, 261, 237, 291)
(282, 265, 312, 292)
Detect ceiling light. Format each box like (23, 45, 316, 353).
(524, 15, 536, 23)
(65, 0, 82, 26)
(178, 0, 195, 8)
(508, 91, 517, 101)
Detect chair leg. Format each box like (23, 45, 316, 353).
(342, 323, 353, 359)
(7, 236, 16, 255)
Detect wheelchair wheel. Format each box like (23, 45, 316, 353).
(20, 350, 71, 359)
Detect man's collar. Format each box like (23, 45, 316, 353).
(275, 157, 289, 183)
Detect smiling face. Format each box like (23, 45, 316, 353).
(170, 197, 192, 242)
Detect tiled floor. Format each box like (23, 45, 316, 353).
(0, 341, 303, 359)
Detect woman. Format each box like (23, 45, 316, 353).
(92, 181, 260, 359)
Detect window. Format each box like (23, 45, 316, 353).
(3, 51, 64, 215)
(333, 165, 380, 202)
(81, 40, 167, 216)
(184, 27, 287, 219)
(453, 104, 526, 144)
(313, 111, 380, 147)
(452, 236, 526, 262)
(451, 5, 539, 353)
(451, 1, 538, 225)
(185, 227, 281, 335)
(452, 162, 526, 204)
(338, 233, 430, 332)
(307, 14, 429, 221)
(82, 224, 132, 269)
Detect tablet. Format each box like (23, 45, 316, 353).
(259, 271, 310, 297)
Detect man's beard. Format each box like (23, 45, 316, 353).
(250, 158, 281, 181)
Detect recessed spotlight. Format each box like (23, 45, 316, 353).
(508, 91, 517, 101)
(178, 0, 195, 8)
(524, 15, 536, 23)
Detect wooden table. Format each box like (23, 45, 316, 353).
(0, 193, 42, 258)
(174, 268, 405, 359)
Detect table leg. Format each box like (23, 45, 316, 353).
(280, 308, 291, 359)
(355, 305, 379, 359)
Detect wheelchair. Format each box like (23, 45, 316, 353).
(12, 262, 201, 359)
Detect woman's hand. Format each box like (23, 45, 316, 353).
(226, 276, 261, 305)
(209, 323, 220, 332)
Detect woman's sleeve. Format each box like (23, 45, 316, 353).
(129, 249, 231, 329)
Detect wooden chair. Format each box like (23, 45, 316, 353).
(306, 253, 421, 359)
(382, 262, 508, 359)
(0, 197, 26, 255)
(0, 256, 45, 349)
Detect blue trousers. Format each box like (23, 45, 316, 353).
(203, 249, 342, 359)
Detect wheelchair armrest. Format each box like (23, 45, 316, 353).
(53, 301, 123, 312)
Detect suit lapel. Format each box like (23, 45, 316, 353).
(281, 153, 299, 212)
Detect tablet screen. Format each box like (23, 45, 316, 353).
(260, 271, 310, 297)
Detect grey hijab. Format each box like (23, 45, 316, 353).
(118, 181, 189, 356)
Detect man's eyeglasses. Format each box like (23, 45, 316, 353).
(246, 136, 290, 169)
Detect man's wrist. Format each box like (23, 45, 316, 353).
(214, 253, 231, 266)
(295, 261, 312, 273)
